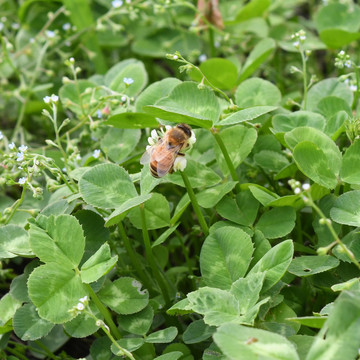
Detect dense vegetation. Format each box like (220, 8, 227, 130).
(1, 0, 360, 359)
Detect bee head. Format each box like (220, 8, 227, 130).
(176, 123, 192, 138)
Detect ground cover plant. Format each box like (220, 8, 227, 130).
(1, 0, 360, 359)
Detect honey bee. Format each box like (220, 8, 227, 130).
(140, 123, 192, 178)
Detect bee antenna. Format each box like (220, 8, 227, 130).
(176, 123, 192, 137)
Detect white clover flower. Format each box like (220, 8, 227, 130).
(165, 125, 172, 131)
(45, 30, 55, 38)
(294, 187, 301, 194)
(18, 177, 27, 185)
(188, 130, 196, 147)
(62, 23, 71, 31)
(76, 303, 85, 311)
(302, 183, 310, 191)
(173, 156, 187, 172)
(43, 96, 51, 104)
(16, 152, 24, 162)
(199, 54, 207, 63)
(9, 142, 15, 150)
(93, 149, 101, 159)
(51, 94, 59, 102)
(19, 145, 28, 152)
(0, 131, 3, 140)
(112, 0, 123, 7)
(123, 77, 134, 85)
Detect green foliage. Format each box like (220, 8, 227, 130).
(2, 0, 360, 359)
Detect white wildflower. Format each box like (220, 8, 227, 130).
(43, 96, 51, 103)
(93, 149, 101, 159)
(51, 94, 59, 102)
(18, 177, 27, 185)
(302, 183, 310, 191)
(62, 23, 71, 31)
(9, 142, 15, 150)
(112, 0, 123, 7)
(19, 145, 28, 152)
(173, 156, 187, 172)
(344, 60, 352, 68)
(76, 303, 85, 311)
(294, 187, 301, 194)
(0, 131, 3, 140)
(45, 30, 55, 38)
(123, 77, 134, 85)
(16, 152, 24, 162)
(188, 130, 196, 147)
(199, 54, 207, 63)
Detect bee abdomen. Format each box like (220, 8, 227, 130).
(150, 162, 160, 178)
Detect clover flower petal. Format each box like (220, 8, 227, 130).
(173, 156, 187, 172)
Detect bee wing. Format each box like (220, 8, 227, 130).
(154, 144, 182, 177)
(140, 146, 154, 165)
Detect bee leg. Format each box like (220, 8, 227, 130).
(177, 152, 185, 156)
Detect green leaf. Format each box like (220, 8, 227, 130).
(333, 230, 360, 262)
(216, 190, 259, 226)
(217, 106, 277, 126)
(105, 194, 153, 227)
(0, 225, 32, 258)
(128, 193, 170, 230)
(239, 38, 276, 82)
(146, 327, 178, 344)
(187, 287, 240, 326)
(135, 78, 181, 112)
(305, 285, 360, 360)
(154, 352, 183, 360)
(254, 150, 289, 173)
(272, 111, 326, 133)
(340, 139, 360, 184)
(248, 240, 294, 292)
(330, 190, 360, 226)
(293, 142, 339, 189)
(152, 223, 180, 247)
(167, 159, 222, 189)
(118, 305, 154, 335)
(256, 207, 296, 239)
(214, 323, 299, 360)
(319, 29, 360, 49)
(143, 82, 220, 128)
(104, 113, 159, 129)
(13, 304, 54, 341)
(316, 96, 352, 119)
(59, 80, 106, 116)
(230, 272, 265, 315)
(0, 293, 22, 326)
(80, 243, 118, 283)
(190, 58, 238, 90)
(287, 316, 327, 329)
(79, 164, 137, 210)
(64, 302, 101, 338)
(214, 125, 257, 176)
(100, 128, 141, 163)
(112, 338, 144, 354)
(109, 60, 148, 97)
(234, 0, 271, 22)
(248, 184, 279, 206)
(288, 255, 339, 277)
(183, 319, 215, 344)
(98, 277, 149, 315)
(28, 263, 86, 323)
(200, 226, 254, 290)
(196, 182, 237, 208)
(235, 78, 281, 107)
(29, 215, 85, 269)
(306, 78, 353, 111)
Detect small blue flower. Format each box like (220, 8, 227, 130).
(93, 149, 101, 159)
(46, 30, 55, 38)
(62, 23, 71, 31)
(123, 77, 134, 85)
(112, 0, 123, 8)
(16, 152, 24, 162)
(96, 109, 102, 118)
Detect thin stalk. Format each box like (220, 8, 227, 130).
(33, 341, 59, 360)
(117, 222, 153, 291)
(84, 283, 122, 339)
(180, 171, 209, 237)
(354, 65, 360, 110)
(4, 185, 27, 225)
(140, 204, 171, 306)
(300, 49, 308, 110)
(211, 128, 238, 182)
(5, 347, 30, 360)
(208, 27, 216, 57)
(309, 198, 360, 270)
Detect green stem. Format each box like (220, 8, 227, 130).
(354, 66, 360, 110)
(33, 341, 59, 360)
(300, 49, 308, 110)
(140, 204, 171, 306)
(117, 222, 154, 291)
(5, 347, 30, 360)
(208, 27, 216, 57)
(180, 171, 209, 237)
(85, 284, 122, 339)
(309, 198, 360, 270)
(4, 185, 27, 225)
(211, 128, 239, 182)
